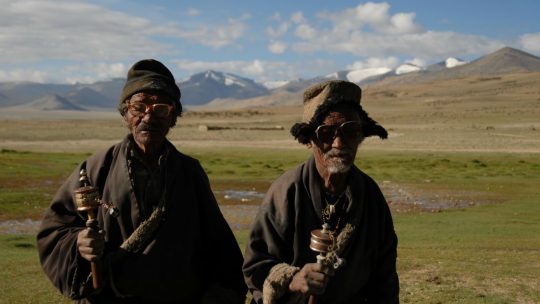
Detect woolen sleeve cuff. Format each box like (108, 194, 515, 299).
(262, 263, 304, 304)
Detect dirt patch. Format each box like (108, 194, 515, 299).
(380, 181, 498, 213)
(0, 219, 41, 235)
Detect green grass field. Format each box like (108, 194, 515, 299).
(0, 148, 539, 303)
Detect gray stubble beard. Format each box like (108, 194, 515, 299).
(324, 148, 354, 174)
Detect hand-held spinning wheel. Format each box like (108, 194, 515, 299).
(74, 169, 102, 290)
(308, 223, 334, 304)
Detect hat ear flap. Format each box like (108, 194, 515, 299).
(290, 122, 314, 145)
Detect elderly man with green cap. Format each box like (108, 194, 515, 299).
(243, 80, 399, 303)
(37, 59, 247, 303)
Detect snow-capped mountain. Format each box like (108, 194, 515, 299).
(426, 57, 467, 72)
(374, 47, 540, 87)
(445, 57, 467, 68)
(395, 63, 423, 75)
(179, 70, 269, 105)
(324, 67, 393, 83)
(312, 64, 420, 88)
(262, 80, 290, 90)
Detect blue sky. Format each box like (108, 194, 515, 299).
(1, 0, 539, 84)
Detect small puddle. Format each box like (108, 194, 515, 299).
(215, 190, 264, 230)
(221, 190, 265, 202)
(214, 189, 266, 204)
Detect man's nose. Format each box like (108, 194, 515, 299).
(331, 133, 345, 149)
(141, 108, 157, 121)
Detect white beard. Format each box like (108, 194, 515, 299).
(324, 148, 353, 173)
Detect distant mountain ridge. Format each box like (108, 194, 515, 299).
(25, 94, 87, 111)
(0, 80, 124, 110)
(179, 70, 269, 105)
(1, 47, 540, 111)
(371, 47, 540, 87)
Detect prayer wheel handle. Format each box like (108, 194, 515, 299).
(74, 169, 102, 290)
(308, 223, 334, 304)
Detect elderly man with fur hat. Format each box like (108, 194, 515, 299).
(37, 59, 247, 303)
(243, 80, 399, 304)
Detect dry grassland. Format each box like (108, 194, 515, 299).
(1, 72, 539, 154)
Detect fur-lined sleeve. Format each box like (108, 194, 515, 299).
(262, 263, 304, 304)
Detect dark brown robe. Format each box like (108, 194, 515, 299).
(243, 156, 399, 304)
(37, 136, 246, 303)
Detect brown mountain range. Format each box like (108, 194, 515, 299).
(369, 47, 540, 88)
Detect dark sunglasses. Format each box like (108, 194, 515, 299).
(315, 121, 363, 143)
(127, 102, 173, 118)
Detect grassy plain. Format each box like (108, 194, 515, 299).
(1, 148, 539, 303)
(1, 73, 540, 303)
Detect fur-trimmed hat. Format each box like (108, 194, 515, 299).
(290, 80, 387, 144)
(118, 59, 182, 113)
(302, 80, 361, 123)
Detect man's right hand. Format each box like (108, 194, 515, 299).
(77, 228, 105, 262)
(288, 263, 335, 296)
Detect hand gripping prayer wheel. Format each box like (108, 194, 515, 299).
(74, 169, 102, 290)
(308, 223, 334, 304)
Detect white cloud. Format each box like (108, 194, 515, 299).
(268, 41, 287, 54)
(388, 12, 422, 34)
(243, 60, 265, 75)
(270, 12, 281, 21)
(0, 0, 165, 63)
(293, 2, 504, 62)
(520, 33, 540, 52)
(68, 62, 126, 83)
(239, 13, 252, 21)
(175, 59, 312, 83)
(95, 63, 126, 79)
(267, 22, 289, 38)
(346, 57, 400, 70)
(318, 2, 422, 34)
(179, 18, 247, 48)
(0, 69, 48, 83)
(0, 0, 247, 65)
(293, 26, 504, 61)
(295, 24, 317, 40)
(407, 58, 427, 67)
(291, 12, 306, 24)
(186, 8, 200, 16)
(0, 61, 127, 84)
(352, 2, 390, 29)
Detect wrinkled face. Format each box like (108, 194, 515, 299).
(124, 92, 174, 151)
(312, 105, 365, 174)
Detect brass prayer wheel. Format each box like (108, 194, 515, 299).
(308, 223, 334, 304)
(73, 169, 102, 290)
(74, 169, 101, 213)
(309, 223, 334, 253)
(74, 186, 101, 212)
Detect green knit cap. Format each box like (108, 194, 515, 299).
(118, 59, 181, 112)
